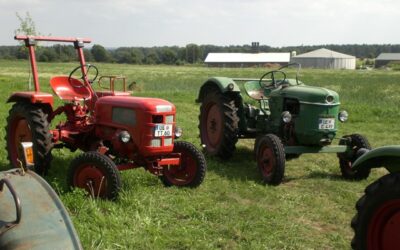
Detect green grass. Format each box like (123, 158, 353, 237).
(1, 60, 400, 249)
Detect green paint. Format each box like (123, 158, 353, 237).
(352, 146, 400, 173)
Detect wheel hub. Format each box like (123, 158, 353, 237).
(368, 199, 400, 250)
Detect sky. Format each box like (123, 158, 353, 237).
(0, 0, 399, 47)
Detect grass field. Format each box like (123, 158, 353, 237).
(1, 60, 400, 249)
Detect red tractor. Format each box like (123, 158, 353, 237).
(5, 36, 206, 200)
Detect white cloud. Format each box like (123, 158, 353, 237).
(0, 0, 399, 46)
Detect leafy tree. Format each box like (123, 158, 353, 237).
(161, 48, 177, 64)
(91, 44, 111, 62)
(14, 12, 39, 36)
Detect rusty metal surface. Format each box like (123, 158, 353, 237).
(0, 169, 82, 250)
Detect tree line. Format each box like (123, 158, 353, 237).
(0, 43, 399, 65)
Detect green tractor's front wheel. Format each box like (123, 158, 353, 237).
(199, 90, 239, 159)
(351, 172, 400, 250)
(255, 134, 286, 185)
(5, 102, 53, 175)
(338, 134, 371, 180)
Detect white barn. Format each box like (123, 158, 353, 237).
(204, 52, 291, 67)
(291, 48, 356, 69)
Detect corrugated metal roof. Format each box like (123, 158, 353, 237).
(293, 48, 355, 59)
(376, 53, 400, 60)
(204, 53, 290, 63)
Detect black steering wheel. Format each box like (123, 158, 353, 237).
(259, 70, 287, 88)
(68, 64, 99, 88)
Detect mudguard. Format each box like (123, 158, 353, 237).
(7, 92, 54, 107)
(196, 77, 240, 103)
(352, 145, 400, 173)
(0, 169, 82, 250)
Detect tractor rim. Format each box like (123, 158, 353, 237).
(258, 144, 275, 178)
(164, 148, 197, 185)
(9, 116, 32, 166)
(203, 102, 222, 150)
(368, 199, 400, 250)
(73, 164, 107, 198)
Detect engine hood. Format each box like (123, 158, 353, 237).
(271, 84, 340, 105)
(96, 96, 176, 113)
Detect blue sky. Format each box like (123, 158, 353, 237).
(0, 0, 399, 47)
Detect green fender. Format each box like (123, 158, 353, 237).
(196, 77, 240, 103)
(352, 145, 400, 173)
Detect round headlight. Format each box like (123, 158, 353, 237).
(326, 95, 334, 103)
(227, 83, 234, 90)
(119, 130, 131, 143)
(282, 111, 292, 123)
(338, 110, 348, 122)
(175, 126, 183, 138)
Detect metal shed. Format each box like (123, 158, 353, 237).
(204, 52, 290, 67)
(375, 53, 400, 67)
(291, 48, 356, 69)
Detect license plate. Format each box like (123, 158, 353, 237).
(318, 118, 335, 130)
(154, 124, 173, 137)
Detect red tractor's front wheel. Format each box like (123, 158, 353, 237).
(255, 134, 286, 185)
(160, 141, 206, 188)
(351, 173, 400, 250)
(5, 102, 53, 174)
(68, 152, 121, 200)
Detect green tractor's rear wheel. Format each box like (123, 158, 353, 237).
(338, 134, 371, 180)
(351, 173, 400, 250)
(255, 134, 286, 185)
(68, 151, 121, 201)
(5, 102, 53, 175)
(160, 141, 206, 188)
(199, 90, 239, 159)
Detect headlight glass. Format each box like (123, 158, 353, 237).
(119, 130, 131, 143)
(282, 111, 292, 123)
(338, 110, 348, 122)
(175, 126, 183, 138)
(326, 95, 334, 103)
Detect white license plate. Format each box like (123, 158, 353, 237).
(318, 118, 335, 130)
(154, 124, 173, 137)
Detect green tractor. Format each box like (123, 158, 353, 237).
(350, 146, 400, 250)
(197, 63, 370, 185)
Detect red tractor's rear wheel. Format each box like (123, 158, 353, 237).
(68, 152, 121, 200)
(5, 102, 53, 175)
(160, 141, 206, 188)
(199, 90, 239, 159)
(338, 134, 371, 180)
(255, 134, 286, 185)
(351, 173, 400, 250)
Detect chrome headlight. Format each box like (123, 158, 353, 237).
(282, 111, 292, 123)
(326, 95, 334, 103)
(338, 110, 348, 122)
(227, 83, 234, 90)
(119, 130, 131, 143)
(175, 126, 183, 138)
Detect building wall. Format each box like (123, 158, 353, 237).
(206, 62, 288, 68)
(375, 60, 400, 68)
(290, 58, 356, 69)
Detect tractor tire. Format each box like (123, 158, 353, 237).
(338, 134, 371, 180)
(351, 172, 400, 250)
(199, 90, 239, 159)
(160, 141, 206, 188)
(255, 134, 286, 185)
(5, 102, 53, 175)
(68, 151, 121, 201)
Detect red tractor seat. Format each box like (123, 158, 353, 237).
(50, 76, 91, 101)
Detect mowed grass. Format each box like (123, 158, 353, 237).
(1, 60, 400, 249)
